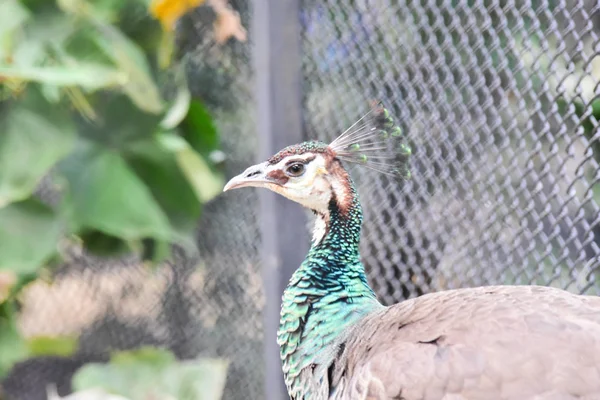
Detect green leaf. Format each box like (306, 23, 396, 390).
(0, 64, 125, 90)
(140, 238, 171, 264)
(0, 105, 75, 208)
(111, 347, 174, 366)
(60, 24, 114, 66)
(0, 199, 63, 274)
(157, 134, 224, 203)
(76, 94, 162, 147)
(77, 230, 130, 257)
(73, 347, 229, 400)
(27, 335, 78, 357)
(58, 141, 171, 241)
(57, 0, 114, 21)
(160, 83, 191, 130)
(47, 388, 131, 400)
(180, 100, 220, 157)
(124, 137, 201, 249)
(91, 21, 163, 113)
(0, 303, 29, 378)
(48, 0, 162, 111)
(157, 30, 175, 69)
(10, 11, 79, 67)
(41, 84, 62, 103)
(0, 0, 28, 62)
(0, 0, 30, 38)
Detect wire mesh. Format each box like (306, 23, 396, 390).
(4, 1, 600, 400)
(302, 0, 600, 305)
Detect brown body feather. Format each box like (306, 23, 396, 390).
(318, 285, 600, 400)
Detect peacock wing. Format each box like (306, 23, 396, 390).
(330, 286, 600, 400)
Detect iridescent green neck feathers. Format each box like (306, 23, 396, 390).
(277, 171, 383, 399)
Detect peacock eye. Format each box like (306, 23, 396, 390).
(286, 163, 305, 177)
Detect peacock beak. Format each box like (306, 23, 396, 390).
(223, 162, 274, 192)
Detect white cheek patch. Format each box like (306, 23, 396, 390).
(267, 153, 336, 245)
(270, 155, 329, 205)
(295, 157, 331, 212)
(303, 176, 329, 210)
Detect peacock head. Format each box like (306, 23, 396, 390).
(223, 102, 411, 215)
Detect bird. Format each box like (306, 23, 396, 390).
(223, 102, 600, 400)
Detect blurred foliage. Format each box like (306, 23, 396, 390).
(0, 303, 29, 378)
(0, 0, 245, 387)
(27, 335, 79, 357)
(63, 348, 228, 400)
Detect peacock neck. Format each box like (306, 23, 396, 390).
(277, 175, 383, 398)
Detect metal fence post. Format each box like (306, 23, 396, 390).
(252, 0, 309, 399)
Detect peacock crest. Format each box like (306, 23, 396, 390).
(328, 101, 412, 179)
(265, 101, 412, 180)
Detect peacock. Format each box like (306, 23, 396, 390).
(223, 103, 600, 399)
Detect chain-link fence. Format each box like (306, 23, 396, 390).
(4, 1, 600, 400)
(302, 0, 600, 303)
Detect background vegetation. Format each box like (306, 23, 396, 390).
(0, 0, 246, 397)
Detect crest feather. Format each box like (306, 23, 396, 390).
(328, 101, 411, 178)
